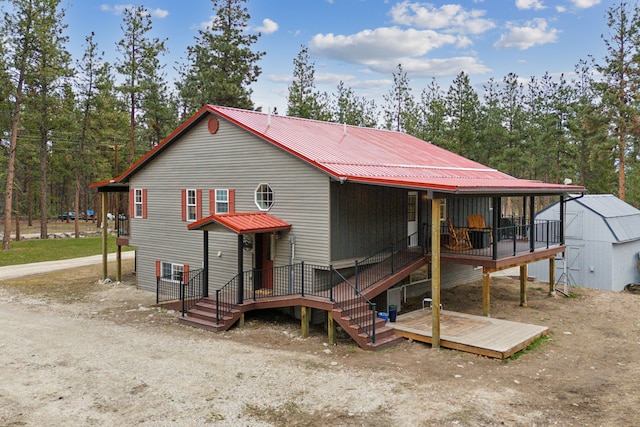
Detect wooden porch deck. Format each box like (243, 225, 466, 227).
(391, 309, 548, 359)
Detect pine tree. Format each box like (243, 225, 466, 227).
(286, 45, 331, 121)
(382, 64, 415, 132)
(115, 5, 167, 166)
(444, 71, 480, 160)
(178, 0, 264, 114)
(334, 81, 377, 127)
(593, 0, 640, 201)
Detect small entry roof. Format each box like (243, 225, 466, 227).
(187, 212, 292, 234)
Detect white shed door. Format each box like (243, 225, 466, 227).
(408, 192, 418, 246)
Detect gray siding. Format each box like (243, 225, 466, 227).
(330, 183, 406, 261)
(130, 115, 330, 292)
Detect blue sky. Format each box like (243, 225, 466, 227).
(63, 0, 608, 114)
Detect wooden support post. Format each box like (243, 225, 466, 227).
(482, 269, 491, 317)
(116, 244, 122, 282)
(327, 311, 335, 345)
(239, 312, 245, 328)
(101, 192, 108, 280)
(301, 306, 309, 338)
(431, 198, 441, 349)
(548, 257, 556, 296)
(520, 264, 528, 307)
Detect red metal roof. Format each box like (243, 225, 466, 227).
(103, 105, 584, 195)
(188, 212, 292, 234)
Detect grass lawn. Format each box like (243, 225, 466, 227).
(0, 236, 133, 267)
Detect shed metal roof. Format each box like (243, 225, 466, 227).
(574, 195, 640, 243)
(106, 105, 584, 195)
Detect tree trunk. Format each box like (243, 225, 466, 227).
(74, 172, 80, 238)
(619, 133, 626, 201)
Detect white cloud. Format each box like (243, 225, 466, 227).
(556, 5, 567, 12)
(256, 18, 278, 34)
(515, 0, 545, 11)
(493, 18, 560, 50)
(369, 56, 491, 78)
(569, 0, 601, 8)
(310, 27, 457, 64)
(390, 1, 495, 35)
(100, 4, 168, 18)
(149, 8, 169, 19)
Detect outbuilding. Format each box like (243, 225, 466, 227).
(529, 194, 640, 291)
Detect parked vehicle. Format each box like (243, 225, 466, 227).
(58, 212, 76, 220)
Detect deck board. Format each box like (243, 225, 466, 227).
(391, 309, 548, 359)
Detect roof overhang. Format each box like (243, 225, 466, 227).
(89, 180, 130, 193)
(187, 212, 292, 234)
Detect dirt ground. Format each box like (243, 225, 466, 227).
(1, 256, 639, 427)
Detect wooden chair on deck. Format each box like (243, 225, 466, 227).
(445, 218, 473, 251)
(467, 214, 493, 243)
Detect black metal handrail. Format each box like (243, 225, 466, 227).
(354, 232, 422, 292)
(116, 217, 129, 237)
(329, 267, 377, 344)
(180, 268, 206, 316)
(156, 267, 205, 307)
(437, 219, 562, 258)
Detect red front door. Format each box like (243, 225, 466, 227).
(255, 233, 273, 290)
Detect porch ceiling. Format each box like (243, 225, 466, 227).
(187, 212, 291, 234)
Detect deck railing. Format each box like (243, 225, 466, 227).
(156, 267, 205, 309)
(437, 219, 562, 258)
(116, 216, 129, 237)
(203, 237, 423, 343)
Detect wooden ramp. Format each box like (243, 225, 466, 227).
(392, 309, 548, 359)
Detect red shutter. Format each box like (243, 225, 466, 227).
(155, 260, 160, 278)
(184, 264, 189, 283)
(229, 189, 235, 214)
(129, 189, 135, 218)
(142, 189, 148, 218)
(181, 189, 187, 221)
(209, 189, 215, 215)
(196, 189, 203, 221)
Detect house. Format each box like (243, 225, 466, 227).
(91, 105, 584, 350)
(529, 194, 640, 292)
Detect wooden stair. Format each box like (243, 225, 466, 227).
(178, 298, 241, 332)
(330, 299, 404, 351)
(178, 254, 427, 350)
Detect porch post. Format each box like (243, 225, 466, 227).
(482, 268, 491, 317)
(301, 306, 309, 338)
(520, 264, 528, 307)
(203, 230, 209, 298)
(237, 234, 244, 305)
(431, 198, 441, 349)
(548, 256, 556, 296)
(327, 311, 335, 345)
(559, 194, 565, 244)
(491, 197, 500, 260)
(101, 191, 108, 280)
(116, 245, 122, 282)
(529, 196, 535, 252)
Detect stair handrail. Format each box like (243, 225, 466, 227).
(213, 271, 243, 325)
(354, 232, 422, 292)
(180, 267, 206, 316)
(330, 266, 377, 344)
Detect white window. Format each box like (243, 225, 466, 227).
(186, 189, 197, 221)
(439, 199, 447, 222)
(215, 189, 229, 214)
(255, 183, 274, 211)
(134, 188, 143, 218)
(161, 262, 184, 282)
